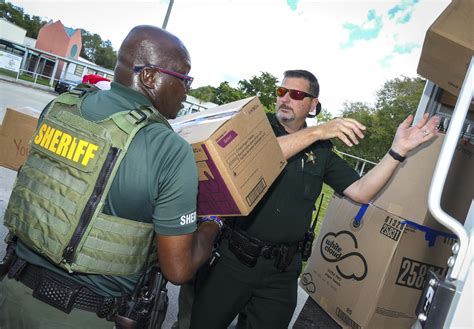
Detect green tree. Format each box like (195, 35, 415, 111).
(80, 31, 117, 69)
(214, 81, 249, 105)
(188, 86, 217, 103)
(334, 76, 425, 165)
(238, 72, 278, 111)
(334, 102, 377, 164)
(189, 72, 279, 110)
(1, 2, 46, 38)
(94, 40, 116, 69)
(373, 76, 426, 156)
(317, 107, 333, 123)
(80, 31, 101, 62)
(22, 14, 44, 38)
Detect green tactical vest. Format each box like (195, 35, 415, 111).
(4, 86, 171, 276)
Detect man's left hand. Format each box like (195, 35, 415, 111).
(391, 113, 440, 156)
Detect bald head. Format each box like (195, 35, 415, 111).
(113, 25, 192, 118)
(114, 25, 190, 86)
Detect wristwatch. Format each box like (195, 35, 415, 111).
(388, 148, 406, 162)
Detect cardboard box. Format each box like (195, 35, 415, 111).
(300, 195, 455, 329)
(372, 134, 473, 229)
(170, 97, 286, 216)
(417, 0, 474, 96)
(0, 107, 40, 171)
(439, 88, 474, 112)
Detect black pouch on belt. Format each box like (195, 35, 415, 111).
(228, 229, 262, 267)
(32, 270, 82, 313)
(274, 245, 295, 272)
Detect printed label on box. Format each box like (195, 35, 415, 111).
(395, 257, 446, 290)
(320, 231, 368, 281)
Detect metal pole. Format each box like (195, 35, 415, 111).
(162, 0, 174, 30)
(428, 55, 474, 281)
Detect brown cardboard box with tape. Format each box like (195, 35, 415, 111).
(300, 195, 455, 329)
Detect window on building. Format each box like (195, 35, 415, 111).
(74, 65, 84, 76)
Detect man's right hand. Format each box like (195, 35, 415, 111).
(277, 117, 367, 160)
(316, 118, 366, 147)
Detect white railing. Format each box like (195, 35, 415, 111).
(335, 150, 378, 176)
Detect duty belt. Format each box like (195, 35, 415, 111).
(7, 257, 126, 320)
(222, 225, 303, 271)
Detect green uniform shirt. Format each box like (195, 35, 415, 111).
(16, 82, 198, 296)
(234, 113, 360, 243)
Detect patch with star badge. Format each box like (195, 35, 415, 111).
(305, 151, 316, 165)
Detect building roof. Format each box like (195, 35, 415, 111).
(63, 26, 77, 37)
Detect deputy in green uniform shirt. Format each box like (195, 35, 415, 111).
(0, 25, 220, 329)
(189, 69, 440, 329)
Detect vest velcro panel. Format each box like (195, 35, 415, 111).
(72, 212, 156, 275)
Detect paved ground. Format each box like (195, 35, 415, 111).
(0, 76, 309, 328)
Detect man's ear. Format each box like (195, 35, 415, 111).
(307, 98, 320, 118)
(140, 67, 157, 88)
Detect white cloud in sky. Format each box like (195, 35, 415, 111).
(9, 0, 450, 115)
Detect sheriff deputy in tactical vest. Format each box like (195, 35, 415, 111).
(0, 25, 221, 329)
(188, 70, 441, 329)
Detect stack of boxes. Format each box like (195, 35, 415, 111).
(300, 136, 473, 329)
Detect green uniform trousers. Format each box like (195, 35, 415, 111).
(0, 277, 113, 329)
(190, 240, 301, 329)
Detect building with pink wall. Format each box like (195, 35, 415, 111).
(34, 20, 82, 79)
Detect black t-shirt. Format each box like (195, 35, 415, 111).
(234, 113, 360, 243)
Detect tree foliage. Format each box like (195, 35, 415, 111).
(80, 32, 116, 69)
(188, 85, 216, 103)
(334, 76, 425, 164)
(189, 71, 278, 111)
(238, 72, 278, 110)
(1, 2, 46, 38)
(2, 2, 117, 69)
(317, 108, 334, 124)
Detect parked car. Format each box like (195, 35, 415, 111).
(54, 79, 79, 94)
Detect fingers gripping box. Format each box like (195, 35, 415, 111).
(170, 97, 286, 216)
(300, 195, 455, 329)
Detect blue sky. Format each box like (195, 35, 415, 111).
(9, 0, 450, 115)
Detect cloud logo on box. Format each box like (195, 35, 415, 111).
(320, 231, 368, 281)
(301, 273, 316, 293)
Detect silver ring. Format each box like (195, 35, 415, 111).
(423, 130, 429, 135)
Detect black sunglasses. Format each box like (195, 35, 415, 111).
(276, 86, 316, 100)
(133, 64, 194, 90)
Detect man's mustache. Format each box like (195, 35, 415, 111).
(278, 105, 293, 111)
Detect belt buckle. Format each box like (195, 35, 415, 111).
(32, 271, 80, 314)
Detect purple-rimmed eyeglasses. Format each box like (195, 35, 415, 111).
(133, 64, 194, 90)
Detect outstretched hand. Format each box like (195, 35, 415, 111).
(391, 113, 440, 156)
